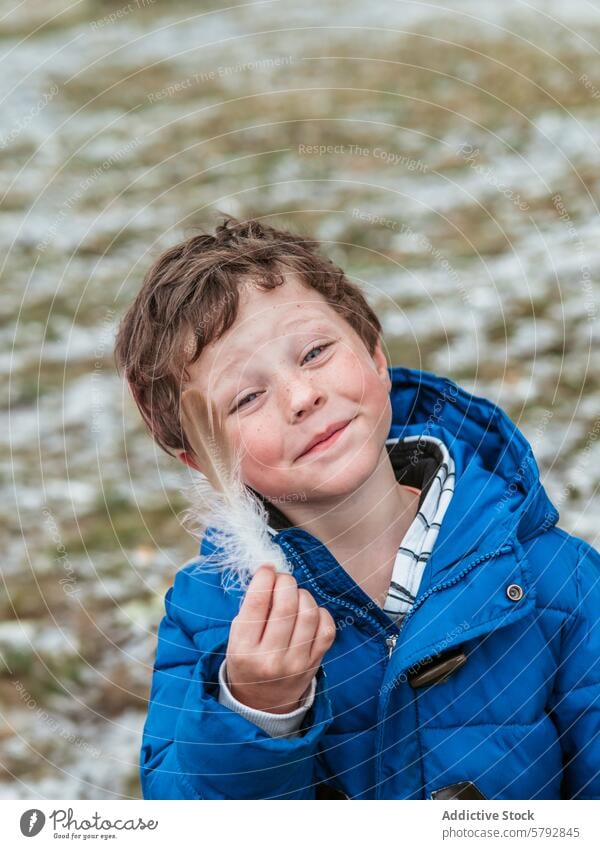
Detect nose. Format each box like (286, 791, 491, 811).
(284, 374, 326, 422)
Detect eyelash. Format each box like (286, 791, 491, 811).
(231, 343, 333, 412)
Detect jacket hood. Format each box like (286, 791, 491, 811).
(384, 366, 558, 578)
(258, 366, 559, 584)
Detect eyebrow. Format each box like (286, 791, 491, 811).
(214, 317, 333, 395)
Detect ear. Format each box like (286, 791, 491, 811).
(176, 448, 202, 473)
(371, 337, 391, 391)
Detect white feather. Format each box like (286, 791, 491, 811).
(178, 388, 292, 593)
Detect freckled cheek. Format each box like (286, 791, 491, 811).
(357, 365, 389, 415)
(351, 367, 392, 445)
(237, 422, 284, 473)
(237, 426, 291, 497)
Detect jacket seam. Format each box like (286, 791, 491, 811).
(413, 690, 426, 796)
(399, 607, 528, 673)
(173, 606, 570, 643)
(553, 681, 600, 697)
(553, 540, 586, 655)
(425, 719, 545, 730)
(543, 541, 588, 750)
(533, 604, 571, 616)
(175, 601, 572, 639)
(173, 753, 205, 800)
(574, 540, 586, 611)
(178, 621, 230, 638)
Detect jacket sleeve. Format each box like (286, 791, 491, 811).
(217, 659, 316, 738)
(547, 539, 600, 799)
(140, 583, 334, 800)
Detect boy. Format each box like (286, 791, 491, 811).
(115, 217, 600, 799)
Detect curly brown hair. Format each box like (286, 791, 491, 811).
(114, 216, 383, 457)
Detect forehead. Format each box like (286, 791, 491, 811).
(185, 275, 344, 388)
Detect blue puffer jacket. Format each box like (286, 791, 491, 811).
(140, 366, 600, 799)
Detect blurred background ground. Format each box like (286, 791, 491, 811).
(0, 0, 598, 798)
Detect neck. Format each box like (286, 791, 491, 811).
(274, 443, 419, 587)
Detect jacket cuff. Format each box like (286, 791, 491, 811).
(176, 645, 334, 799)
(217, 659, 315, 738)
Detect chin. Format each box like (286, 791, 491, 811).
(313, 453, 380, 495)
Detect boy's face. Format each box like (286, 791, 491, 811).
(179, 274, 392, 505)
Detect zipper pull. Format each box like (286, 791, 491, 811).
(385, 634, 397, 659)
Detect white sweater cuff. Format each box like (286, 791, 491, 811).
(217, 658, 316, 739)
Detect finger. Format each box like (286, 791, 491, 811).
(287, 589, 321, 668)
(261, 572, 299, 654)
(308, 607, 337, 668)
(233, 564, 277, 646)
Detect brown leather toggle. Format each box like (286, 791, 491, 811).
(315, 782, 348, 799)
(408, 646, 468, 688)
(431, 780, 487, 800)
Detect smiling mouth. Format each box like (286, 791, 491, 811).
(295, 418, 354, 461)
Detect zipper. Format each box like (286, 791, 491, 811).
(385, 634, 397, 659)
(374, 541, 513, 797)
(280, 536, 402, 668)
(279, 539, 398, 661)
(278, 537, 394, 651)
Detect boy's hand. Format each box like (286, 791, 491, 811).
(225, 565, 336, 714)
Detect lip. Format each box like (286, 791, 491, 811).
(295, 418, 354, 461)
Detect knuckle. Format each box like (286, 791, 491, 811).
(298, 588, 316, 606)
(322, 615, 335, 633)
(276, 572, 297, 589)
(276, 594, 298, 618)
(259, 655, 281, 680)
(301, 592, 318, 609)
(324, 625, 337, 643)
(324, 628, 337, 646)
(300, 604, 320, 624)
(229, 647, 250, 670)
(320, 607, 336, 628)
(274, 587, 298, 617)
(316, 621, 336, 646)
(243, 593, 266, 614)
(297, 637, 315, 657)
(287, 658, 307, 677)
(255, 660, 271, 680)
(234, 635, 253, 654)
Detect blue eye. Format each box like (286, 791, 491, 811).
(302, 342, 331, 364)
(234, 391, 260, 411)
(231, 343, 332, 412)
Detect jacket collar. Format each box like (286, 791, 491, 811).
(384, 367, 558, 581)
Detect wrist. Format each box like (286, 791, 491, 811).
(218, 660, 317, 738)
(229, 683, 304, 714)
